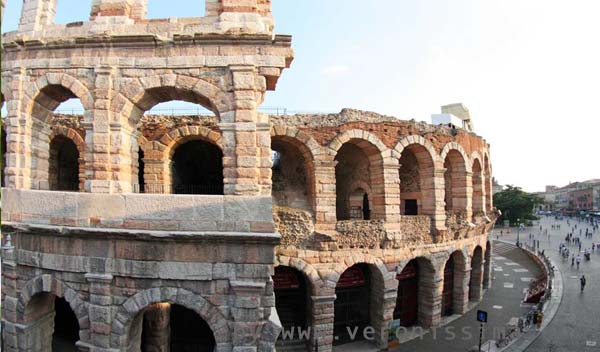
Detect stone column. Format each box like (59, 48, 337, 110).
(256, 120, 272, 196)
(85, 273, 114, 351)
(370, 272, 397, 350)
(472, 168, 485, 217)
(382, 160, 401, 228)
(18, 0, 57, 32)
(453, 267, 470, 314)
(142, 304, 171, 352)
(483, 243, 493, 289)
(230, 280, 269, 351)
(418, 268, 443, 327)
(313, 160, 337, 231)
(309, 294, 335, 352)
(464, 171, 473, 223)
(85, 66, 133, 193)
(219, 65, 264, 196)
(469, 260, 484, 301)
(421, 168, 447, 238)
(3, 68, 31, 189)
(2, 235, 21, 352)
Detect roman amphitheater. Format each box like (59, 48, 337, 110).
(1, 1, 497, 351)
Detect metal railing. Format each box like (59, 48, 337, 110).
(132, 183, 223, 195)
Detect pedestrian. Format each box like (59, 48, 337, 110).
(580, 275, 587, 291)
(576, 255, 581, 269)
(536, 311, 543, 330)
(572, 255, 575, 266)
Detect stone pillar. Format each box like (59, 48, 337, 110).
(309, 294, 335, 352)
(18, 0, 57, 32)
(483, 243, 493, 289)
(453, 267, 470, 314)
(382, 160, 401, 227)
(418, 268, 443, 327)
(421, 168, 447, 236)
(464, 171, 473, 222)
(90, 0, 146, 20)
(230, 280, 270, 351)
(142, 304, 171, 352)
(256, 120, 272, 196)
(2, 235, 21, 351)
(3, 68, 31, 189)
(219, 65, 265, 196)
(211, 0, 274, 33)
(370, 272, 397, 350)
(85, 66, 133, 193)
(313, 160, 337, 231)
(472, 167, 485, 217)
(469, 260, 484, 301)
(85, 273, 114, 351)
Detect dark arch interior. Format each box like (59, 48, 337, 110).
(334, 263, 371, 345)
(137, 147, 145, 192)
(399, 148, 421, 215)
(273, 266, 308, 334)
(335, 143, 371, 221)
(171, 139, 223, 195)
(469, 247, 484, 300)
(53, 297, 80, 350)
(442, 256, 455, 317)
(394, 259, 419, 326)
(271, 138, 311, 210)
(49, 135, 79, 191)
(140, 303, 216, 352)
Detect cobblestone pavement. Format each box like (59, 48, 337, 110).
(496, 216, 600, 352)
(389, 240, 542, 352)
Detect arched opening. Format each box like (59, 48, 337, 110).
(271, 136, 314, 211)
(469, 246, 484, 301)
(335, 140, 383, 221)
(1, 128, 6, 187)
(48, 135, 80, 191)
(133, 303, 216, 352)
(472, 159, 484, 216)
(334, 264, 371, 345)
(24, 293, 80, 352)
(170, 139, 223, 194)
(443, 150, 468, 214)
(29, 83, 85, 190)
(273, 266, 310, 347)
(132, 86, 220, 194)
(441, 256, 455, 317)
(484, 155, 492, 211)
(394, 259, 419, 327)
(399, 144, 435, 216)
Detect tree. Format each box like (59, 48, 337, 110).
(493, 185, 543, 226)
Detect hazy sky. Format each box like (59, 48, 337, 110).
(3, 0, 599, 192)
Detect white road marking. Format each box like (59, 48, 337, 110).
(505, 262, 520, 266)
(586, 341, 597, 347)
(504, 283, 514, 288)
(493, 305, 503, 310)
(513, 268, 528, 273)
(521, 277, 534, 282)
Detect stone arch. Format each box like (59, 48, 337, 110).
(325, 254, 395, 288)
(483, 152, 492, 211)
(48, 126, 86, 192)
(441, 249, 469, 317)
(471, 153, 485, 218)
(111, 287, 230, 350)
(330, 259, 397, 348)
(441, 142, 470, 216)
(16, 274, 90, 342)
(394, 135, 440, 217)
(469, 246, 484, 301)
(113, 74, 232, 125)
(275, 255, 324, 295)
(271, 125, 320, 212)
(328, 129, 389, 156)
(25, 73, 94, 119)
(21, 74, 93, 189)
(330, 130, 389, 221)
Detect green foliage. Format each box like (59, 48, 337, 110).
(493, 185, 543, 226)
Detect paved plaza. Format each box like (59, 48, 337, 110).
(496, 216, 600, 352)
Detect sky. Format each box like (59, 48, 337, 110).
(2, 0, 600, 192)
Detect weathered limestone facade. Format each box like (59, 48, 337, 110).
(1, 1, 496, 352)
